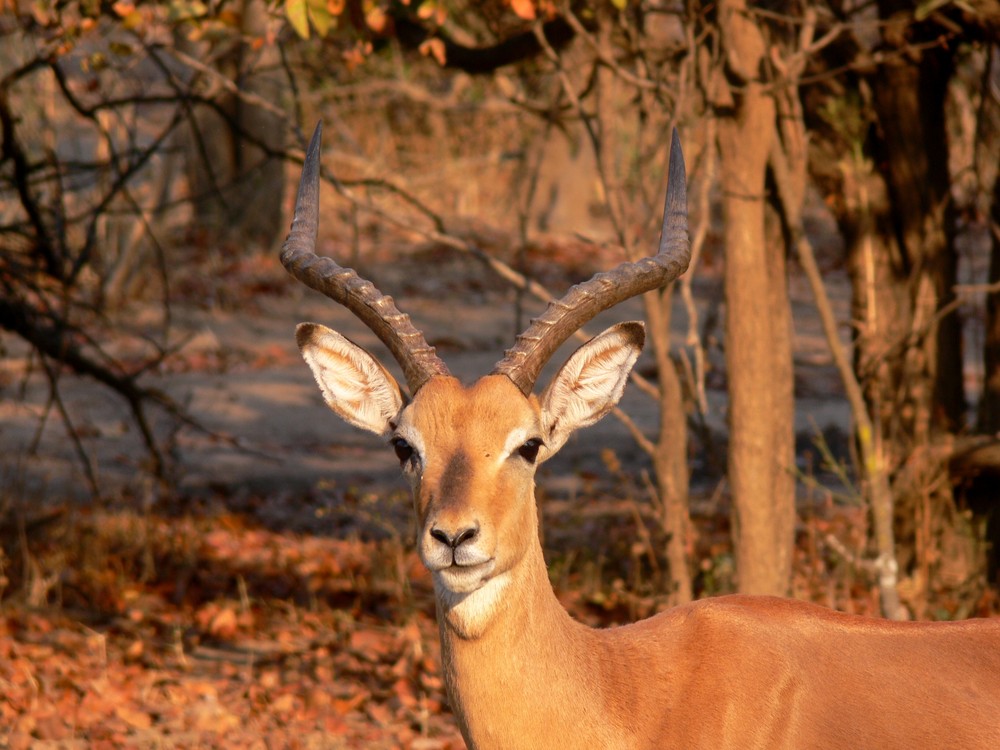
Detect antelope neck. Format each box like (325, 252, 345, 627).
(436, 539, 632, 750)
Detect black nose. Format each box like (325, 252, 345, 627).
(430, 525, 478, 548)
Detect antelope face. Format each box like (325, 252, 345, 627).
(391, 376, 544, 599)
(296, 320, 645, 636)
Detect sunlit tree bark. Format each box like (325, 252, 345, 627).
(714, 0, 795, 595)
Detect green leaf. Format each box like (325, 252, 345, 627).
(307, 0, 332, 37)
(285, 0, 310, 38)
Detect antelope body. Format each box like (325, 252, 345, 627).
(281, 123, 1000, 749)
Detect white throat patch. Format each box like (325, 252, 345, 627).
(436, 571, 512, 639)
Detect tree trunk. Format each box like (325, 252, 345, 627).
(765, 201, 797, 590)
(769, 48, 904, 617)
(841, 157, 907, 618)
(715, 0, 795, 596)
(805, 5, 963, 614)
(866, 13, 963, 438)
(981, 181, 1000, 433)
(977, 51, 1000, 434)
(178, 0, 286, 248)
(643, 287, 693, 604)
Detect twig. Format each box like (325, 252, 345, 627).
(679, 118, 716, 416)
(37, 354, 100, 499)
(823, 533, 877, 575)
(560, 5, 667, 93)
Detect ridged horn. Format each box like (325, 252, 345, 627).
(491, 127, 690, 395)
(280, 122, 450, 394)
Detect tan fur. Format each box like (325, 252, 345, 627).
(297, 323, 1000, 750)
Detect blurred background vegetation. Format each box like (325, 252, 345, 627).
(2, 0, 1000, 629)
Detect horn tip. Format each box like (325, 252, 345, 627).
(307, 121, 323, 156)
(660, 127, 689, 260)
(667, 127, 687, 204)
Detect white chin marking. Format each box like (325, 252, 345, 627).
(435, 563, 494, 594)
(436, 571, 510, 638)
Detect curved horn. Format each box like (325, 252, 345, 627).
(492, 127, 690, 395)
(280, 122, 450, 394)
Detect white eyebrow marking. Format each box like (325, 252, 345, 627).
(500, 427, 531, 464)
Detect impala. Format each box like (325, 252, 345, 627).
(280, 123, 1000, 749)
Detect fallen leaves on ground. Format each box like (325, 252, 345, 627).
(0, 507, 465, 749)
(2, 490, 995, 748)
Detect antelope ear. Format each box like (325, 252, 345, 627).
(296, 323, 404, 436)
(537, 322, 644, 459)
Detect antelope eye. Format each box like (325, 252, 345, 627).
(391, 437, 414, 464)
(517, 438, 543, 464)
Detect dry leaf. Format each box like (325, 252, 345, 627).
(271, 692, 297, 713)
(366, 5, 387, 32)
(510, 0, 536, 20)
(349, 629, 394, 660)
(125, 639, 144, 661)
(111, 1, 136, 17)
(365, 701, 393, 727)
(115, 704, 152, 730)
(333, 690, 368, 715)
(419, 38, 447, 66)
(391, 677, 418, 708)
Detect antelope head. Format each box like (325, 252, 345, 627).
(282, 123, 688, 639)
